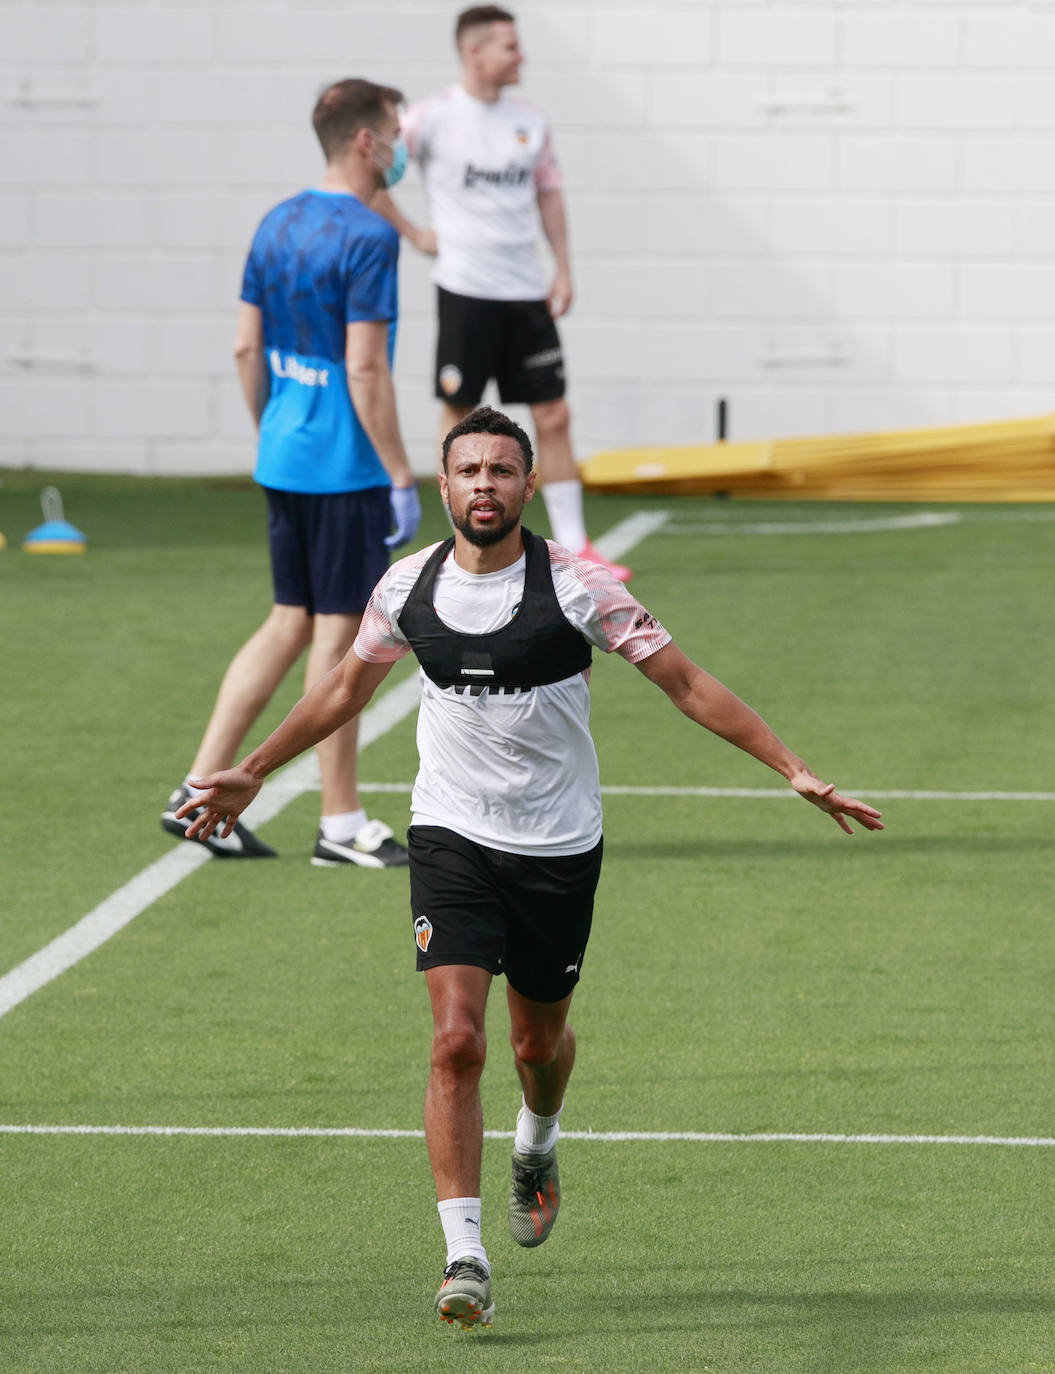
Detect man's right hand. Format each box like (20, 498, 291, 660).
(175, 769, 262, 842)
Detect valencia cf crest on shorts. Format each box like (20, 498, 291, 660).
(439, 364, 463, 396)
(414, 915, 434, 952)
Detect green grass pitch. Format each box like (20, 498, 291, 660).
(1, 469, 1053, 1372)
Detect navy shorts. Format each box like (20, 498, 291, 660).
(265, 486, 391, 616)
(408, 825, 602, 1004)
(435, 286, 565, 407)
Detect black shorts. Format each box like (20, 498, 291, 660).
(435, 286, 566, 407)
(265, 486, 391, 617)
(408, 825, 602, 1004)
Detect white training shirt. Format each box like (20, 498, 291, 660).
(402, 85, 562, 301)
(354, 540, 671, 856)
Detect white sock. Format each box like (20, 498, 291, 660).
(320, 809, 368, 844)
(514, 1097, 562, 1157)
(437, 1197, 488, 1270)
(541, 479, 587, 554)
(183, 775, 208, 800)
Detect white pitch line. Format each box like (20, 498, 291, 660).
(0, 673, 422, 1023)
(593, 508, 670, 559)
(664, 513, 961, 537)
(0, 847, 214, 1022)
(0, 512, 670, 1022)
(0, 1123, 1052, 1148)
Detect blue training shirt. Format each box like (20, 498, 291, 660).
(241, 189, 399, 494)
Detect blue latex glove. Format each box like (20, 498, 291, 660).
(384, 483, 421, 549)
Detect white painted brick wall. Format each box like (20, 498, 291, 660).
(717, 11, 839, 68)
(593, 9, 714, 67)
(896, 76, 1018, 132)
(834, 263, 957, 321)
(842, 15, 961, 71)
(0, 193, 30, 247)
(896, 200, 1017, 257)
(2, 0, 1054, 474)
(92, 9, 217, 63)
(1020, 329, 1055, 384)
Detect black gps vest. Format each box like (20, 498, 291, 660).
(396, 528, 593, 695)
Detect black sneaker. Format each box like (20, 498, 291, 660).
(435, 1258, 494, 1330)
(160, 784, 277, 859)
(311, 820, 409, 869)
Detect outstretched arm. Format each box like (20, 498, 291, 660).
(175, 653, 396, 843)
(636, 642, 883, 834)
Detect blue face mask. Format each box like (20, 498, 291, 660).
(374, 132, 408, 189)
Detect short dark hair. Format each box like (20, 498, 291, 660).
(442, 405, 534, 472)
(312, 78, 403, 160)
(455, 5, 515, 47)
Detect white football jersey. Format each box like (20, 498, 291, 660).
(354, 539, 671, 856)
(402, 85, 563, 301)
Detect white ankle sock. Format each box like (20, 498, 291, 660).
(541, 479, 587, 554)
(514, 1097, 562, 1157)
(183, 775, 208, 800)
(437, 1197, 488, 1270)
(320, 809, 368, 844)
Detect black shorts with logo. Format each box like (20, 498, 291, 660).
(434, 286, 566, 407)
(408, 825, 602, 1004)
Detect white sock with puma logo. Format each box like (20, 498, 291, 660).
(437, 1197, 488, 1270)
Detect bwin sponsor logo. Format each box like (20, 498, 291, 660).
(270, 351, 329, 388)
(463, 162, 532, 190)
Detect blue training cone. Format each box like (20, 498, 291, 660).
(23, 486, 86, 555)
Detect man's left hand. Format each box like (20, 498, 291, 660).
(385, 484, 422, 549)
(789, 767, 884, 834)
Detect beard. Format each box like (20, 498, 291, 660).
(450, 500, 521, 548)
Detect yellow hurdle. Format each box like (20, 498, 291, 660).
(581, 412, 1055, 502)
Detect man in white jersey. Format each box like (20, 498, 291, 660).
(373, 4, 634, 583)
(176, 407, 883, 1331)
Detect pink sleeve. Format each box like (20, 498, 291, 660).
(353, 545, 440, 663)
(352, 582, 412, 664)
(593, 584, 671, 663)
(548, 543, 672, 663)
(401, 98, 428, 162)
(534, 126, 562, 191)
(357, 560, 417, 662)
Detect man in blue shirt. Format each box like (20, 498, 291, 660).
(162, 77, 421, 867)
